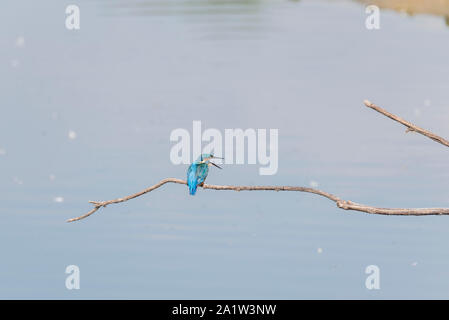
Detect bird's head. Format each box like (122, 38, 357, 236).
(197, 153, 223, 169)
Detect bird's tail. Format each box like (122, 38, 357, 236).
(189, 182, 197, 195)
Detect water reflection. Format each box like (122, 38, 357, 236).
(101, 0, 449, 28)
(98, 0, 273, 39)
(102, 0, 266, 15)
(355, 0, 449, 26)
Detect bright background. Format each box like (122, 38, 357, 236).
(1, 0, 449, 298)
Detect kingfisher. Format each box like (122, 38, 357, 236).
(187, 153, 223, 195)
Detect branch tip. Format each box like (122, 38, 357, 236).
(363, 99, 372, 107)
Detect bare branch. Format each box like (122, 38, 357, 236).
(68, 100, 449, 222)
(67, 178, 449, 222)
(364, 100, 449, 147)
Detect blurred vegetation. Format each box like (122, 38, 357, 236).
(356, 0, 449, 26)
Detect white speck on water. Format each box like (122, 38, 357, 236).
(68, 130, 77, 140)
(15, 36, 25, 48)
(414, 108, 421, 117)
(309, 180, 319, 188)
(411, 261, 418, 267)
(317, 247, 323, 254)
(49, 174, 56, 181)
(53, 197, 64, 203)
(0, 148, 6, 156)
(13, 177, 23, 185)
(10, 59, 20, 68)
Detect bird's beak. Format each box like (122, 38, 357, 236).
(211, 156, 224, 163)
(211, 162, 222, 169)
(211, 156, 223, 168)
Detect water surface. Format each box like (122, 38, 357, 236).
(1, 0, 449, 299)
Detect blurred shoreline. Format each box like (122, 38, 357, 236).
(356, 0, 449, 25)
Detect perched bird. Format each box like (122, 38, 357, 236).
(187, 153, 223, 195)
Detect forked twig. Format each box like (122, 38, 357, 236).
(67, 100, 449, 222)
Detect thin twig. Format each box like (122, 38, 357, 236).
(68, 100, 449, 222)
(67, 178, 186, 222)
(364, 100, 449, 147)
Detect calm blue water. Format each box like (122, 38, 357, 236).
(1, 0, 449, 299)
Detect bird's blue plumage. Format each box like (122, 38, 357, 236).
(187, 153, 221, 196)
(187, 162, 209, 195)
